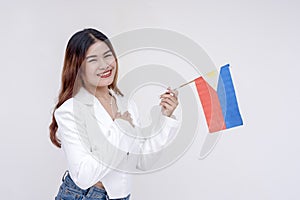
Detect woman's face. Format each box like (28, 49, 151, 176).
(81, 40, 117, 89)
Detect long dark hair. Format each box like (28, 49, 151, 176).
(49, 28, 122, 148)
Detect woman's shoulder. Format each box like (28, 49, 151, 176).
(55, 95, 93, 118)
(54, 98, 75, 121)
(56, 96, 89, 111)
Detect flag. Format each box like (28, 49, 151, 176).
(195, 64, 243, 133)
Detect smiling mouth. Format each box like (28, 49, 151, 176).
(97, 69, 112, 78)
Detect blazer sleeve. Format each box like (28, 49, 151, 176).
(127, 100, 181, 171)
(54, 99, 112, 189)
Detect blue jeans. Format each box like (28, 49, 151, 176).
(55, 171, 130, 200)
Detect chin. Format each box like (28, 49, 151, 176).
(98, 79, 114, 87)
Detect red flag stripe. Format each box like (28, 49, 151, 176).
(195, 77, 226, 133)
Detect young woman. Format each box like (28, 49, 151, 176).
(49, 28, 180, 200)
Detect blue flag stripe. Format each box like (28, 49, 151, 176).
(217, 64, 243, 129)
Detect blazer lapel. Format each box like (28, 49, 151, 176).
(74, 87, 113, 130)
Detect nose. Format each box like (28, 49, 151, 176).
(97, 65, 109, 71)
(97, 58, 110, 71)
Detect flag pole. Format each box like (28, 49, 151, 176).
(174, 79, 195, 90)
(173, 68, 222, 90)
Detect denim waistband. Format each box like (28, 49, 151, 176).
(61, 171, 130, 200)
(63, 172, 108, 198)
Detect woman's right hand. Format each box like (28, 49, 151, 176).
(159, 87, 179, 117)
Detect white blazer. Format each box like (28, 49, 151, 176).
(55, 86, 180, 199)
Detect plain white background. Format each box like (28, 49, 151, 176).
(0, 0, 299, 199)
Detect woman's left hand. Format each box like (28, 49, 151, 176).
(160, 87, 179, 117)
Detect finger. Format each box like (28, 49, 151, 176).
(160, 101, 174, 111)
(160, 87, 176, 96)
(161, 97, 178, 106)
(160, 94, 178, 102)
(160, 100, 177, 113)
(115, 112, 121, 118)
(172, 89, 178, 97)
(160, 98, 177, 108)
(167, 88, 178, 97)
(123, 111, 130, 117)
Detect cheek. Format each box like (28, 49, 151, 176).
(82, 70, 97, 84)
(86, 64, 98, 77)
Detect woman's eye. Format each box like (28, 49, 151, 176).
(88, 59, 97, 63)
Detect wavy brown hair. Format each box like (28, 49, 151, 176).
(49, 28, 122, 148)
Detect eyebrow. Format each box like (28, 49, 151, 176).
(86, 55, 97, 60)
(85, 50, 112, 60)
(103, 49, 112, 55)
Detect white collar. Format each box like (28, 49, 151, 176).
(74, 87, 119, 129)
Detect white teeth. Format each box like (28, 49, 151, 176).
(102, 71, 110, 76)
(97, 70, 111, 76)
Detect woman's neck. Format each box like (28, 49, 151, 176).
(85, 85, 111, 100)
